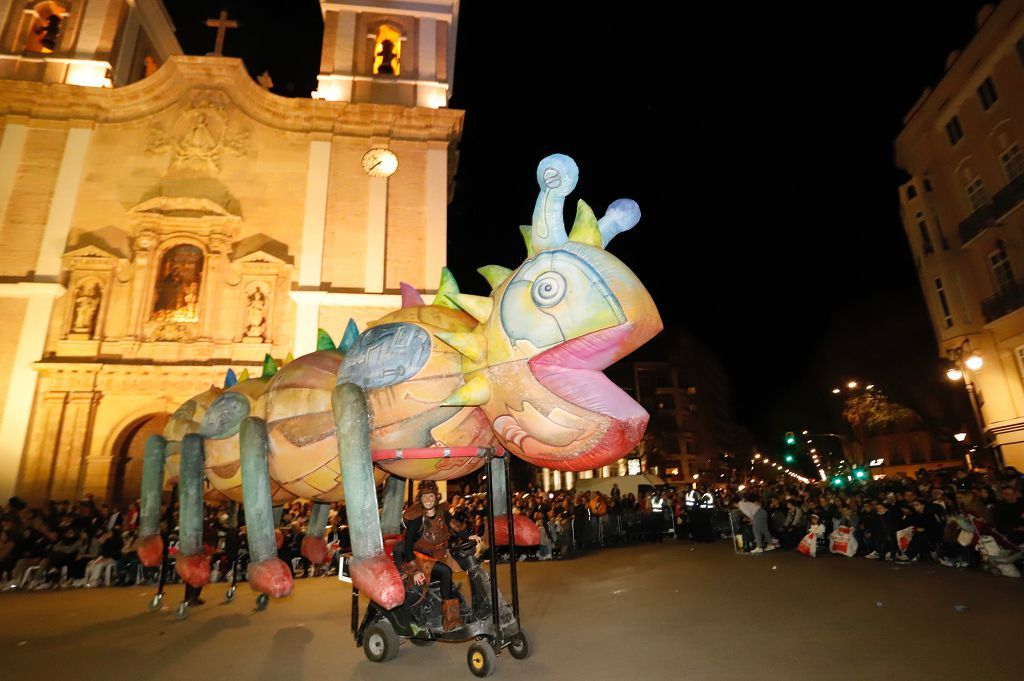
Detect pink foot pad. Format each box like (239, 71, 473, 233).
(301, 536, 329, 565)
(175, 553, 211, 588)
(274, 528, 284, 549)
(137, 534, 164, 567)
(349, 554, 405, 609)
(490, 514, 541, 546)
(248, 558, 293, 598)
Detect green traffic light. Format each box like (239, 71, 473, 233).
(854, 469, 866, 479)
(785, 454, 795, 463)
(785, 437, 796, 445)
(832, 477, 844, 486)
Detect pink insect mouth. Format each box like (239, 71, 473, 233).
(527, 324, 650, 470)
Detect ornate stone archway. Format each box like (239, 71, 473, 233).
(108, 412, 169, 506)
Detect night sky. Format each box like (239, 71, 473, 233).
(165, 1, 993, 454)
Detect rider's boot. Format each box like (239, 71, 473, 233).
(442, 598, 462, 632)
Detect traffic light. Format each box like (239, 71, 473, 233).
(853, 468, 867, 480)
(785, 454, 795, 463)
(832, 476, 845, 487)
(784, 431, 796, 446)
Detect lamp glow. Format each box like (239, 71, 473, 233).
(954, 432, 967, 442)
(946, 367, 963, 381)
(965, 353, 983, 371)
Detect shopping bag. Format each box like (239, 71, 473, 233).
(896, 526, 915, 553)
(797, 531, 817, 557)
(829, 526, 857, 558)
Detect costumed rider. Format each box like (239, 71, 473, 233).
(400, 480, 482, 632)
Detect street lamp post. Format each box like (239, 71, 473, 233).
(945, 338, 999, 470)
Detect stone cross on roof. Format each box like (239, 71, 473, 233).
(205, 9, 238, 57)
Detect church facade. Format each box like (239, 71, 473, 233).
(0, 0, 463, 504)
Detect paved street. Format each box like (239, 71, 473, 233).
(1, 542, 1021, 681)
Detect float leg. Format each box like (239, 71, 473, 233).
(332, 382, 404, 609)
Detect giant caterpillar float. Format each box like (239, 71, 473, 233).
(136, 153, 662, 616)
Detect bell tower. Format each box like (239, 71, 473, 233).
(314, 0, 457, 108)
(0, 0, 180, 87)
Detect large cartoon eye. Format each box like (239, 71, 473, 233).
(531, 272, 566, 308)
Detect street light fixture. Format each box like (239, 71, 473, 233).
(945, 337, 996, 469)
(832, 388, 841, 394)
(847, 381, 858, 389)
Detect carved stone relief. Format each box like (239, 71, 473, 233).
(146, 98, 250, 175)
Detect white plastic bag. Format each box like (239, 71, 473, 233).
(829, 526, 858, 558)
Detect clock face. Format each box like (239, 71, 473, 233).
(361, 148, 398, 177)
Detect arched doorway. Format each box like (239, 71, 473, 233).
(109, 413, 169, 506)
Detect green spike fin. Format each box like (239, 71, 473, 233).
(435, 331, 486, 364)
(338, 319, 359, 353)
(449, 294, 493, 324)
(569, 199, 603, 247)
(477, 265, 513, 290)
(261, 354, 278, 378)
(316, 328, 335, 352)
(519, 225, 535, 258)
(433, 266, 461, 310)
(441, 373, 491, 407)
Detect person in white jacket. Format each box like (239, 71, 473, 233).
(738, 496, 775, 554)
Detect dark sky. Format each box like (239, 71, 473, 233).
(165, 1, 992, 451)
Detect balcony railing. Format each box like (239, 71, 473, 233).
(958, 173, 1024, 245)
(958, 204, 997, 244)
(982, 278, 1024, 322)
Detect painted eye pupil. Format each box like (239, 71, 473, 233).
(531, 272, 566, 307)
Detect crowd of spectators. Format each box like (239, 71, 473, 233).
(722, 466, 1024, 572)
(4, 465, 1022, 592)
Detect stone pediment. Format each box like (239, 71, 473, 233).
(232, 249, 287, 265)
(62, 244, 121, 260)
(130, 196, 234, 218)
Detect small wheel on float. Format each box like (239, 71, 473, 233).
(255, 593, 269, 611)
(364, 620, 400, 662)
(508, 628, 531, 660)
(175, 601, 189, 621)
(467, 640, 497, 678)
(224, 586, 236, 603)
(148, 593, 163, 612)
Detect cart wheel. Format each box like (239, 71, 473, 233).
(148, 593, 163, 612)
(224, 586, 236, 603)
(409, 637, 434, 647)
(508, 628, 531, 660)
(255, 593, 269, 611)
(467, 640, 497, 678)
(364, 620, 400, 662)
(175, 601, 189, 621)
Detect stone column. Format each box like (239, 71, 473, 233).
(364, 176, 387, 293)
(424, 144, 447, 289)
(19, 392, 67, 503)
(0, 119, 28, 230)
(292, 140, 331, 355)
(50, 391, 100, 501)
(0, 284, 65, 501)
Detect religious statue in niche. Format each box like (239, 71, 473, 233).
(70, 283, 101, 336)
(152, 245, 203, 324)
(244, 287, 268, 340)
(35, 13, 61, 52)
(146, 103, 250, 175)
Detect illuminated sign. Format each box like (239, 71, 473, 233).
(869, 458, 884, 467)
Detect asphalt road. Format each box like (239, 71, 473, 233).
(1, 541, 1021, 681)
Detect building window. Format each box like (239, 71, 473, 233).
(934, 277, 953, 328)
(686, 440, 696, 454)
(965, 176, 988, 212)
(977, 77, 999, 110)
(989, 242, 1015, 293)
(906, 185, 918, 200)
(924, 178, 933, 192)
(945, 116, 964, 145)
(916, 211, 933, 254)
(1000, 143, 1024, 182)
(372, 25, 402, 76)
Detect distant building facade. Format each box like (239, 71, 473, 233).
(895, 1, 1024, 471)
